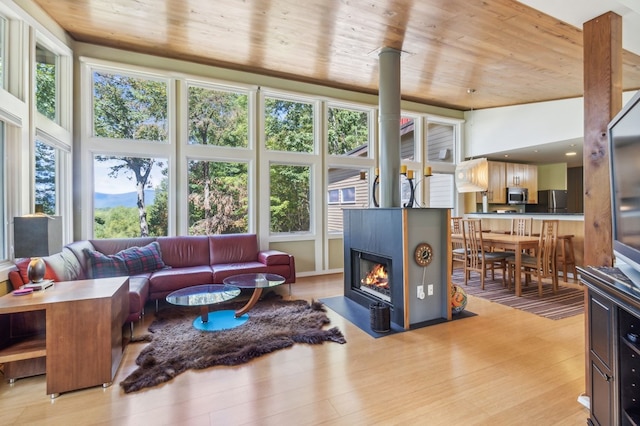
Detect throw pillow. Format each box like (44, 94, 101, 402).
(84, 249, 129, 279)
(15, 257, 59, 283)
(118, 241, 166, 275)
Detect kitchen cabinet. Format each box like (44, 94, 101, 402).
(567, 166, 584, 213)
(506, 163, 538, 203)
(476, 161, 506, 203)
(524, 164, 537, 203)
(579, 267, 640, 426)
(475, 161, 537, 204)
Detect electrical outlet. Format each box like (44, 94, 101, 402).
(427, 284, 434, 296)
(417, 285, 424, 298)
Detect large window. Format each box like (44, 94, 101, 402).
(327, 167, 367, 232)
(93, 155, 168, 238)
(401, 116, 416, 160)
(327, 106, 369, 156)
(265, 96, 314, 153)
(92, 70, 168, 142)
(90, 68, 171, 238)
(428, 173, 455, 208)
(187, 85, 248, 147)
(34, 140, 56, 214)
(80, 59, 461, 274)
(35, 44, 57, 121)
(188, 160, 248, 234)
(270, 164, 310, 233)
(427, 122, 455, 164)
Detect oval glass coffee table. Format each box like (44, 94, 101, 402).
(223, 273, 286, 318)
(166, 284, 244, 331)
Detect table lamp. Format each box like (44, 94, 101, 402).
(14, 212, 62, 283)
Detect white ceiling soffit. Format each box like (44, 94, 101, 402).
(518, 0, 640, 55)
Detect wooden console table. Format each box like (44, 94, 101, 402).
(0, 277, 129, 398)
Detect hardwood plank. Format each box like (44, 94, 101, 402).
(0, 273, 589, 424)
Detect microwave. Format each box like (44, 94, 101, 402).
(507, 187, 528, 204)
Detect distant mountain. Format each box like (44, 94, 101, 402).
(95, 190, 156, 209)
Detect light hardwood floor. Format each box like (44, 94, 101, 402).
(1, 273, 589, 425)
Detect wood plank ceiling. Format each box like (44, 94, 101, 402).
(32, 0, 640, 110)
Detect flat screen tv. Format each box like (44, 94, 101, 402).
(609, 90, 640, 283)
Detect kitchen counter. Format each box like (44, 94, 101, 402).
(465, 212, 585, 271)
(467, 212, 584, 221)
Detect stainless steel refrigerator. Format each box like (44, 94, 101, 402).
(525, 190, 568, 213)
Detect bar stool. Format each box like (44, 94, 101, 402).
(557, 235, 577, 282)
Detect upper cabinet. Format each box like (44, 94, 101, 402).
(525, 164, 538, 204)
(477, 161, 538, 204)
(506, 163, 538, 203)
(476, 161, 506, 203)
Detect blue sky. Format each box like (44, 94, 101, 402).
(94, 158, 165, 194)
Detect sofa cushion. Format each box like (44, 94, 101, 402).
(84, 249, 129, 279)
(65, 240, 97, 280)
(118, 241, 166, 275)
(156, 236, 210, 268)
(209, 233, 258, 264)
(147, 266, 214, 299)
(89, 237, 157, 255)
(211, 262, 268, 282)
(84, 241, 166, 278)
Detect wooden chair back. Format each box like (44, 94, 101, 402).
(451, 216, 462, 234)
(511, 217, 532, 236)
(461, 218, 508, 289)
(462, 219, 484, 270)
(536, 219, 559, 277)
(450, 216, 465, 272)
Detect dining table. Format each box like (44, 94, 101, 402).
(451, 232, 540, 297)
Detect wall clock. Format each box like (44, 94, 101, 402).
(414, 242, 433, 267)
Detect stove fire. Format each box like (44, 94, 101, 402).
(361, 264, 388, 288)
(359, 262, 391, 302)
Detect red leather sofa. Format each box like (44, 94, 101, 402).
(9, 234, 296, 328)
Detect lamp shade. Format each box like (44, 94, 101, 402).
(454, 158, 489, 193)
(14, 215, 63, 258)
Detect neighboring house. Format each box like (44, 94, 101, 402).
(327, 119, 424, 231)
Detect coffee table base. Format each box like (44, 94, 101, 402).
(193, 310, 248, 332)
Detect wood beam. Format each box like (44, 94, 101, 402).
(583, 11, 622, 268)
(582, 10, 623, 405)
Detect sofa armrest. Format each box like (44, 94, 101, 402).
(258, 250, 292, 266)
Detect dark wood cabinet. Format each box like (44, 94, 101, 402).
(580, 267, 640, 425)
(567, 166, 584, 213)
(588, 290, 615, 425)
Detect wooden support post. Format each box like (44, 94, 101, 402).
(583, 11, 622, 268)
(582, 10, 623, 405)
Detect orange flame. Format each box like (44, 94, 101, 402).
(361, 264, 389, 288)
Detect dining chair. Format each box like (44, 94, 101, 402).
(461, 219, 510, 289)
(450, 216, 465, 272)
(508, 219, 559, 296)
(504, 216, 534, 261)
(510, 217, 532, 236)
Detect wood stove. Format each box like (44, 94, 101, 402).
(343, 208, 451, 329)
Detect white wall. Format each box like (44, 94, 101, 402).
(463, 91, 639, 159)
